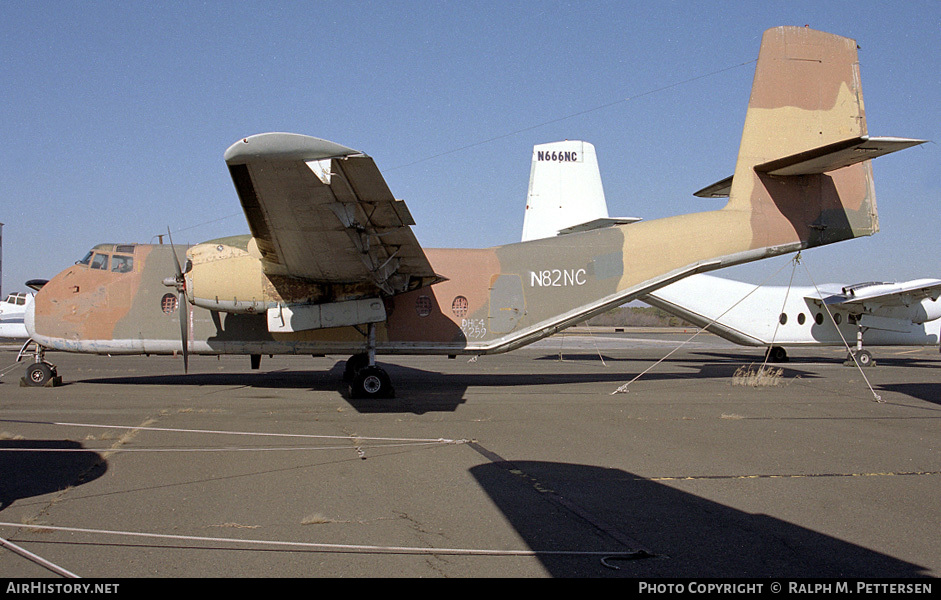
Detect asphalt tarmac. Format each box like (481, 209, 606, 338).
(1, 329, 939, 579)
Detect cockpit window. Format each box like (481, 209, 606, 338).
(78, 251, 93, 266)
(3, 293, 27, 305)
(90, 253, 109, 270)
(111, 254, 134, 273)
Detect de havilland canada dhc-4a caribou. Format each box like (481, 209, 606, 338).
(19, 27, 925, 397)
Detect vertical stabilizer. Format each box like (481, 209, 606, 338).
(521, 141, 608, 241)
(725, 26, 879, 248)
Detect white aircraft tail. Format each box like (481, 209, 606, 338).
(520, 140, 638, 242)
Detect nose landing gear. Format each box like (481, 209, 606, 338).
(16, 340, 61, 387)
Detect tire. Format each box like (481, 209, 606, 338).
(349, 365, 394, 399)
(766, 346, 788, 362)
(855, 350, 873, 367)
(25, 363, 54, 387)
(343, 353, 369, 382)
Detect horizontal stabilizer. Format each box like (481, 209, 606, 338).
(557, 217, 641, 236)
(694, 175, 733, 199)
(695, 136, 926, 198)
(756, 136, 926, 176)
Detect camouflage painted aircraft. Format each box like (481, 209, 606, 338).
(22, 27, 925, 397)
(520, 139, 937, 369)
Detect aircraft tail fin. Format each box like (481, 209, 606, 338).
(721, 26, 924, 248)
(521, 140, 639, 242)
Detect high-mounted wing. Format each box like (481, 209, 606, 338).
(224, 133, 441, 295)
(814, 279, 941, 309)
(806, 279, 941, 333)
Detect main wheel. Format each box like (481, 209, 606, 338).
(854, 350, 874, 367)
(765, 346, 788, 362)
(25, 362, 55, 387)
(343, 353, 369, 382)
(349, 365, 394, 399)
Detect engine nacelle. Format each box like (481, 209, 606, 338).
(187, 239, 270, 314)
(185, 237, 390, 331)
(913, 297, 941, 324)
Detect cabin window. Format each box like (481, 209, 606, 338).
(779, 313, 787, 325)
(797, 313, 806, 325)
(90, 253, 109, 270)
(111, 254, 134, 273)
(161, 293, 178, 314)
(815, 312, 824, 325)
(452, 296, 469, 318)
(834, 313, 842, 325)
(415, 295, 433, 317)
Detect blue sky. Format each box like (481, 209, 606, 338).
(1, 0, 938, 297)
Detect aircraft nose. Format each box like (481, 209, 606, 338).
(24, 298, 36, 338)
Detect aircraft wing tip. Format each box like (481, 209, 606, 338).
(224, 133, 361, 164)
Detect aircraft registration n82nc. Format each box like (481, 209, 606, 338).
(22, 27, 925, 397)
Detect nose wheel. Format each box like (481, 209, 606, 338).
(16, 340, 61, 387)
(25, 362, 58, 386)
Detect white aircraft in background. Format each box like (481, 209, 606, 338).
(0, 280, 47, 339)
(521, 140, 940, 366)
(644, 275, 941, 365)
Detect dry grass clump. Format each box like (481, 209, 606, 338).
(732, 364, 784, 387)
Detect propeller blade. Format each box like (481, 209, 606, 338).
(166, 227, 189, 374)
(167, 227, 183, 280)
(179, 291, 189, 374)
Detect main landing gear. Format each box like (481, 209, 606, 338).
(846, 349, 874, 367)
(17, 340, 61, 387)
(764, 326, 876, 368)
(344, 323, 394, 399)
(765, 346, 789, 363)
(844, 322, 875, 368)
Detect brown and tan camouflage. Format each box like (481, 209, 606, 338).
(26, 27, 918, 365)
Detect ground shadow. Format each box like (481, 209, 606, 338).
(469, 459, 931, 578)
(692, 349, 941, 370)
(74, 355, 824, 415)
(875, 383, 941, 406)
(0, 440, 107, 511)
